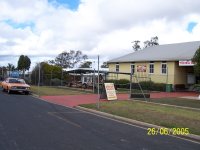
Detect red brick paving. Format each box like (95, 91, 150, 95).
(40, 92, 199, 107)
(41, 94, 128, 107)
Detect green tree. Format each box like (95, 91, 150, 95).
(101, 62, 108, 68)
(31, 62, 63, 85)
(7, 63, 15, 76)
(132, 36, 159, 50)
(0, 66, 7, 79)
(24, 56, 31, 71)
(144, 36, 159, 48)
(55, 50, 88, 68)
(132, 40, 141, 51)
(17, 55, 31, 77)
(79, 61, 92, 68)
(192, 46, 200, 75)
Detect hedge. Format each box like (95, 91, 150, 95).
(105, 79, 166, 91)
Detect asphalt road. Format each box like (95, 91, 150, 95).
(0, 90, 199, 150)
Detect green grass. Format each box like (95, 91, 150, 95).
(148, 98, 200, 109)
(81, 101, 200, 135)
(31, 86, 92, 96)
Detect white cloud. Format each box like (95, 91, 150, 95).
(0, 0, 200, 69)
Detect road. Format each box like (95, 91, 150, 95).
(0, 89, 199, 150)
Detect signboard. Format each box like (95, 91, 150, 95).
(10, 71, 20, 78)
(104, 83, 117, 100)
(179, 60, 194, 66)
(137, 65, 146, 72)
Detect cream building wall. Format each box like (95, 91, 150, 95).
(174, 62, 187, 85)
(108, 61, 181, 85)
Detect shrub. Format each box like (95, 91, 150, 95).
(126, 81, 166, 92)
(151, 83, 166, 91)
(105, 79, 130, 88)
(51, 78, 61, 86)
(194, 84, 200, 92)
(105, 79, 166, 92)
(105, 79, 129, 84)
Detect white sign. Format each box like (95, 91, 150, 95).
(179, 60, 194, 66)
(104, 83, 117, 100)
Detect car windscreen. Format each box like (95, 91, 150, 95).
(9, 79, 25, 84)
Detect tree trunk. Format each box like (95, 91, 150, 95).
(23, 69, 25, 79)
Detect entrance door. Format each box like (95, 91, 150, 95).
(187, 74, 195, 84)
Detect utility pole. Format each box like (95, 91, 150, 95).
(61, 54, 64, 86)
(93, 61, 95, 93)
(50, 69, 53, 86)
(38, 63, 41, 97)
(97, 55, 100, 109)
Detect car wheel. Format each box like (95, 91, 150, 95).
(25, 91, 29, 95)
(7, 89, 11, 94)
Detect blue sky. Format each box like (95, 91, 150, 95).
(0, 0, 200, 68)
(48, 0, 80, 10)
(187, 22, 198, 33)
(3, 0, 81, 29)
(4, 19, 35, 30)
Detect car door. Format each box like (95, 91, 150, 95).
(2, 78, 8, 89)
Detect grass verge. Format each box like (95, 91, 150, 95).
(31, 86, 92, 96)
(81, 101, 200, 135)
(148, 98, 200, 109)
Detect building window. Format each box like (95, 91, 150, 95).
(161, 62, 167, 74)
(116, 63, 119, 72)
(149, 62, 154, 74)
(130, 63, 135, 74)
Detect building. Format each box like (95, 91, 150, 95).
(64, 68, 108, 88)
(107, 41, 200, 90)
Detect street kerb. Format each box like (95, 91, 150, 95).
(76, 106, 200, 144)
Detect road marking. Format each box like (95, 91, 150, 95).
(48, 111, 86, 114)
(48, 112, 82, 128)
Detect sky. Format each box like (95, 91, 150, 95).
(0, 0, 200, 70)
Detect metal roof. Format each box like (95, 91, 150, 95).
(108, 41, 200, 63)
(64, 68, 109, 74)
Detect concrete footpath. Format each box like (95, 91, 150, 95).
(75, 106, 200, 144)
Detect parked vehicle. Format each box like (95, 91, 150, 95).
(1, 78, 30, 95)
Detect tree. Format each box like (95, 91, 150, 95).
(192, 46, 200, 76)
(24, 56, 31, 72)
(79, 61, 92, 68)
(31, 62, 62, 85)
(144, 36, 159, 48)
(132, 40, 141, 51)
(48, 60, 55, 65)
(7, 63, 15, 76)
(17, 55, 31, 77)
(101, 62, 108, 68)
(0, 66, 7, 79)
(132, 36, 159, 50)
(54, 50, 88, 68)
